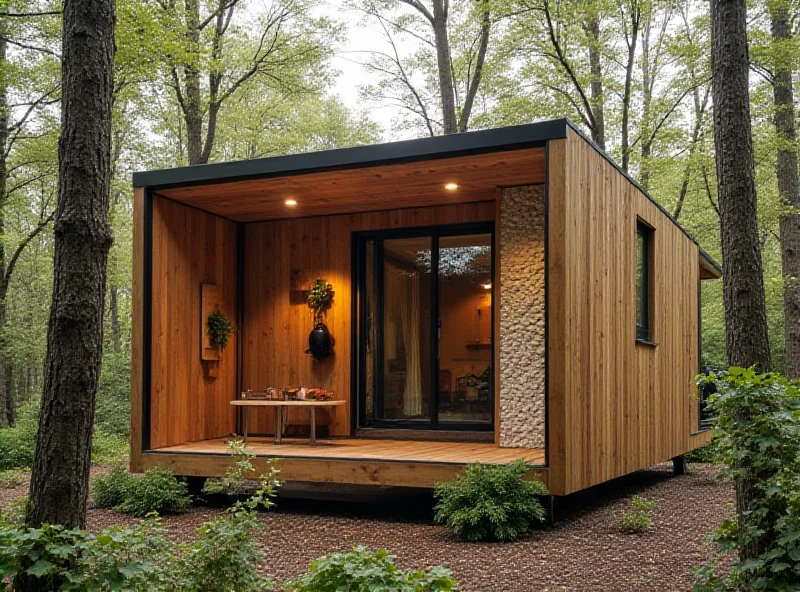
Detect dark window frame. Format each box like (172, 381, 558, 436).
(636, 221, 654, 343)
(352, 222, 495, 433)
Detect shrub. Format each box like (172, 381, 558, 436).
(614, 496, 657, 534)
(114, 467, 192, 517)
(91, 431, 129, 464)
(685, 440, 716, 464)
(91, 463, 136, 508)
(433, 458, 549, 542)
(285, 546, 457, 592)
(94, 350, 132, 438)
(693, 368, 800, 590)
(0, 468, 25, 488)
(0, 401, 39, 470)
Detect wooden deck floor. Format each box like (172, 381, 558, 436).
(156, 437, 546, 466)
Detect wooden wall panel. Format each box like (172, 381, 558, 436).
(149, 196, 238, 449)
(547, 132, 702, 495)
(241, 202, 496, 436)
(130, 188, 144, 471)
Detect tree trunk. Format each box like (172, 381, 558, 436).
(109, 285, 121, 353)
(433, 0, 457, 135)
(457, 0, 490, 133)
(586, 16, 605, 149)
(770, 3, 800, 378)
(711, 0, 772, 569)
(640, 20, 653, 191)
(621, 10, 639, 172)
(183, 0, 204, 164)
(23, 0, 115, 538)
(711, 0, 771, 374)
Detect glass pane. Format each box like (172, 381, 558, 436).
(437, 234, 492, 424)
(379, 237, 432, 421)
(636, 232, 645, 329)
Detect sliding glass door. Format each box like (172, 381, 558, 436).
(357, 224, 494, 432)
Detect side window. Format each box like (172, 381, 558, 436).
(635, 221, 653, 341)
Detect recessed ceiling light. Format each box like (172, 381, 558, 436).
(444, 183, 459, 191)
(284, 198, 297, 206)
(482, 282, 492, 290)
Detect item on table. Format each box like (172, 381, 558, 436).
(298, 385, 306, 400)
(306, 388, 333, 401)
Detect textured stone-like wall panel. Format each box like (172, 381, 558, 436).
(499, 184, 546, 448)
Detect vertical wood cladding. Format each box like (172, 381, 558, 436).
(149, 196, 238, 449)
(241, 202, 496, 436)
(547, 132, 702, 495)
(499, 185, 546, 448)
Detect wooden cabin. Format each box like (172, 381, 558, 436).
(130, 119, 721, 496)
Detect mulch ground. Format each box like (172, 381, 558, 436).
(1, 463, 733, 592)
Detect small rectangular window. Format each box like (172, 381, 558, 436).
(636, 221, 652, 341)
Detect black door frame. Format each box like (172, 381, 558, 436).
(351, 222, 495, 433)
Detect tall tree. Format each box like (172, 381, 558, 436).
(711, 0, 771, 373)
(0, 2, 60, 427)
(158, 0, 333, 165)
(24, 0, 115, 534)
(357, 0, 493, 136)
(711, 0, 772, 573)
(768, 0, 800, 378)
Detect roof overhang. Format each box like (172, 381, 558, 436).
(700, 250, 723, 279)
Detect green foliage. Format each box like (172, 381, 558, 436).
(0, 469, 25, 489)
(91, 463, 136, 508)
(90, 466, 192, 516)
(207, 309, 235, 351)
(94, 350, 132, 438)
(0, 471, 281, 591)
(694, 368, 800, 590)
(685, 440, 717, 464)
(202, 438, 273, 498)
(0, 401, 40, 470)
(285, 546, 457, 592)
(307, 278, 334, 323)
(433, 458, 549, 542)
(112, 467, 192, 517)
(614, 496, 657, 534)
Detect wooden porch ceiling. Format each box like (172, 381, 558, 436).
(155, 147, 546, 222)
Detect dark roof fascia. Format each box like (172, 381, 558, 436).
(132, 118, 569, 190)
(563, 119, 723, 275)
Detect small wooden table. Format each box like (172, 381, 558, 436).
(230, 399, 346, 445)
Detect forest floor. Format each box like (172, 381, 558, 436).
(0, 463, 732, 592)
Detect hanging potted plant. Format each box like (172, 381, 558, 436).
(207, 309, 235, 354)
(306, 278, 334, 361)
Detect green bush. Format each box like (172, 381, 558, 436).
(94, 350, 132, 438)
(0, 461, 282, 591)
(685, 440, 716, 464)
(614, 496, 657, 534)
(693, 368, 800, 590)
(285, 546, 457, 592)
(0, 468, 25, 488)
(0, 401, 39, 470)
(114, 467, 192, 517)
(433, 458, 549, 542)
(91, 463, 136, 508)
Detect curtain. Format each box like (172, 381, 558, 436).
(400, 272, 422, 417)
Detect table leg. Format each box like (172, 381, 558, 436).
(310, 407, 316, 446)
(243, 407, 248, 443)
(277, 407, 285, 445)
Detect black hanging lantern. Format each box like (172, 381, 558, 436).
(306, 278, 334, 361)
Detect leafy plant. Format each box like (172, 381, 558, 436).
(433, 458, 549, 542)
(685, 440, 716, 464)
(614, 496, 657, 534)
(285, 546, 457, 592)
(202, 438, 275, 498)
(91, 463, 136, 508)
(307, 278, 334, 324)
(0, 469, 25, 489)
(693, 368, 800, 590)
(207, 309, 235, 351)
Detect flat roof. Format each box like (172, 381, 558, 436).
(132, 117, 721, 275)
(132, 118, 568, 190)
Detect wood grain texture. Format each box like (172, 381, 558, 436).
(130, 188, 144, 472)
(156, 148, 545, 222)
(241, 202, 496, 436)
(149, 196, 238, 448)
(547, 132, 703, 496)
(141, 438, 546, 488)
